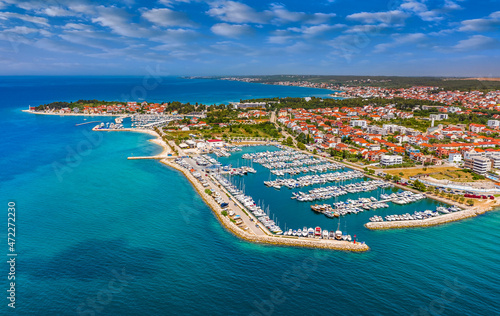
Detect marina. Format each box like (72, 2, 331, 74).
(207, 145, 455, 240)
(165, 156, 369, 251)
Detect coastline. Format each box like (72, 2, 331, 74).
(99, 128, 173, 157)
(160, 158, 370, 252)
(22, 109, 120, 117)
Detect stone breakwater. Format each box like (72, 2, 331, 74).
(161, 159, 369, 252)
(365, 206, 492, 230)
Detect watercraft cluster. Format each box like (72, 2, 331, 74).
(282, 226, 355, 243)
(309, 191, 426, 218)
(264, 170, 364, 189)
(93, 122, 124, 130)
(292, 180, 392, 202)
(369, 206, 462, 222)
(243, 149, 342, 175)
(213, 174, 284, 234)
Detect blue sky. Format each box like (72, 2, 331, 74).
(0, 0, 499, 76)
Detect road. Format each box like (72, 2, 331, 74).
(271, 110, 298, 146)
(183, 157, 270, 236)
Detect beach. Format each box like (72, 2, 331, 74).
(94, 127, 173, 157)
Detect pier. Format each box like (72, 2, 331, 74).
(365, 207, 481, 230)
(161, 158, 370, 252)
(128, 155, 173, 160)
(75, 121, 101, 126)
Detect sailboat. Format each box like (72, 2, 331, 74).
(335, 220, 343, 240)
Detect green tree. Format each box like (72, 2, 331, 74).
(413, 180, 426, 191)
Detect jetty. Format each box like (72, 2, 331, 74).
(161, 157, 369, 252)
(75, 121, 101, 126)
(127, 155, 171, 160)
(365, 208, 478, 230)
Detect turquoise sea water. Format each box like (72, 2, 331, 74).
(1, 77, 499, 315)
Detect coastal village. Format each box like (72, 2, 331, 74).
(27, 81, 500, 251)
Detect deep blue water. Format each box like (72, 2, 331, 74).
(1, 77, 499, 315)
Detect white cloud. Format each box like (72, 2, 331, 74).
(288, 24, 343, 37)
(207, 1, 268, 23)
(269, 4, 336, 24)
(211, 23, 252, 38)
(491, 11, 500, 20)
(346, 10, 407, 25)
(150, 28, 200, 44)
(267, 34, 292, 44)
(142, 8, 197, 27)
(158, 0, 194, 7)
(400, 0, 441, 22)
(343, 24, 386, 34)
(207, 1, 336, 25)
(39, 6, 77, 17)
(443, 0, 462, 11)
(91, 6, 148, 38)
(62, 23, 93, 31)
(374, 33, 427, 53)
(399, 0, 462, 22)
(451, 35, 498, 51)
(458, 11, 500, 32)
(2, 26, 39, 34)
(0, 11, 49, 26)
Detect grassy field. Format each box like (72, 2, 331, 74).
(384, 166, 462, 178)
(429, 170, 480, 182)
(164, 123, 280, 141)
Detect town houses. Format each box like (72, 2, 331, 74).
(276, 99, 500, 174)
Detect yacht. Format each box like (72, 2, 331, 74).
(302, 227, 308, 237)
(315, 227, 321, 237)
(308, 228, 314, 238)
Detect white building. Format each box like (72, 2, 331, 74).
(487, 120, 500, 128)
(488, 154, 500, 169)
(430, 113, 448, 121)
(367, 125, 387, 135)
(380, 155, 403, 167)
(448, 152, 462, 164)
(350, 120, 367, 128)
(231, 102, 266, 109)
(472, 157, 491, 175)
